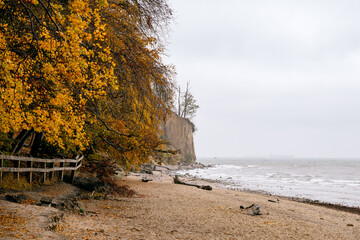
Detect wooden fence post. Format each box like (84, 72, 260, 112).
(0, 155, 82, 184)
(0, 158, 3, 185)
(59, 161, 64, 181)
(17, 160, 20, 180)
(43, 162, 47, 183)
(70, 161, 76, 183)
(27, 160, 33, 183)
(49, 162, 54, 181)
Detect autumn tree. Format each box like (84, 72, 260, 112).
(84, 0, 175, 169)
(0, 0, 175, 170)
(0, 0, 116, 156)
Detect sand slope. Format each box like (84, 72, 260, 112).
(55, 174, 360, 240)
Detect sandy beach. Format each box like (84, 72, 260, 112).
(1, 171, 359, 239)
(59, 172, 360, 239)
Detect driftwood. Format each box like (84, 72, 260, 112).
(173, 175, 212, 191)
(142, 177, 153, 182)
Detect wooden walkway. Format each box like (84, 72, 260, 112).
(0, 155, 83, 184)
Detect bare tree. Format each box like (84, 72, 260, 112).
(176, 81, 199, 120)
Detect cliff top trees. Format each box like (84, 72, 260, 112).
(0, 0, 175, 169)
(176, 81, 199, 120)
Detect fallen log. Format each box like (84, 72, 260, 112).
(173, 175, 212, 191)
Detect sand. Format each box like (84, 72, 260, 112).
(1, 171, 359, 239)
(56, 172, 360, 240)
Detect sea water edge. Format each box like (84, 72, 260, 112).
(174, 157, 360, 208)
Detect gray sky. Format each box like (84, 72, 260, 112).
(165, 0, 360, 158)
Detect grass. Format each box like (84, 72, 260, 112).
(0, 173, 33, 191)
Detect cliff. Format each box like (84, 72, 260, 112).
(157, 112, 196, 164)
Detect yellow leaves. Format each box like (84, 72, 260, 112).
(264, 221, 279, 226)
(95, 0, 109, 7)
(69, 0, 88, 13)
(84, 33, 92, 43)
(0, 0, 117, 153)
(1, 0, 173, 166)
(0, 214, 27, 238)
(0, 28, 7, 49)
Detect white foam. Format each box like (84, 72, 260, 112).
(175, 158, 360, 207)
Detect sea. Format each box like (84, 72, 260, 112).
(175, 157, 360, 207)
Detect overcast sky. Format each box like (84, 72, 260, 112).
(165, 0, 360, 158)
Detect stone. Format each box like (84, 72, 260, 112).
(73, 175, 101, 191)
(200, 185, 212, 191)
(241, 204, 263, 216)
(5, 194, 30, 203)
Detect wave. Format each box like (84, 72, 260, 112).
(174, 160, 360, 207)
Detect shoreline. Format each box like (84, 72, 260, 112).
(1, 170, 360, 239)
(169, 170, 360, 216)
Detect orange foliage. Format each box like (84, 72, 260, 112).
(0, 0, 115, 152)
(0, 0, 174, 168)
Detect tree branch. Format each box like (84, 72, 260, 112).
(86, 106, 132, 138)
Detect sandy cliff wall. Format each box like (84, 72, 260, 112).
(160, 113, 196, 164)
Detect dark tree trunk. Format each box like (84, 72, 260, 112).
(11, 130, 27, 149)
(30, 132, 44, 157)
(12, 129, 34, 155)
(7, 131, 15, 140)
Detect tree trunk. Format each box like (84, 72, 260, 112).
(12, 129, 34, 155)
(30, 132, 44, 157)
(173, 175, 212, 191)
(177, 86, 181, 116)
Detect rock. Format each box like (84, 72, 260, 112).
(5, 194, 31, 203)
(142, 177, 153, 182)
(44, 212, 64, 231)
(141, 169, 153, 174)
(241, 204, 263, 216)
(251, 205, 262, 216)
(200, 185, 212, 191)
(74, 175, 101, 191)
(41, 196, 53, 204)
(51, 197, 82, 211)
(140, 164, 154, 174)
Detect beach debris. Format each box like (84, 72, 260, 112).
(5, 194, 32, 204)
(347, 224, 354, 227)
(74, 175, 101, 191)
(264, 221, 279, 225)
(173, 175, 212, 191)
(200, 185, 212, 190)
(240, 204, 263, 216)
(268, 199, 280, 203)
(142, 177, 153, 182)
(141, 169, 153, 175)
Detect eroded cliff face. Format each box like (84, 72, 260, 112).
(157, 112, 196, 164)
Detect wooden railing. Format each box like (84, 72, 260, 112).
(0, 155, 83, 184)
